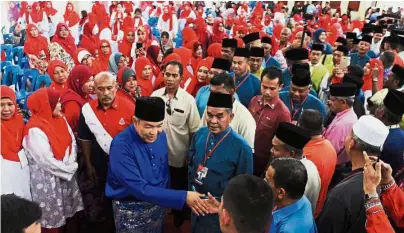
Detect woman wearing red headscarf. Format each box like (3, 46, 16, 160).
(1, 86, 31, 200)
(24, 24, 50, 61)
(30, 2, 45, 23)
(186, 58, 213, 97)
(48, 59, 70, 95)
(23, 88, 83, 233)
(44, 1, 57, 17)
(212, 19, 228, 43)
(52, 23, 77, 57)
(135, 25, 159, 51)
(96, 40, 112, 72)
(146, 45, 163, 77)
(363, 59, 384, 99)
(63, 2, 80, 44)
(79, 22, 100, 57)
(179, 2, 196, 19)
(174, 47, 194, 92)
(61, 65, 94, 133)
(194, 17, 212, 54)
(157, 4, 178, 39)
(118, 27, 135, 66)
(116, 66, 141, 104)
(190, 41, 203, 73)
(207, 43, 222, 58)
(182, 26, 198, 49)
(135, 57, 154, 97)
(110, 2, 125, 37)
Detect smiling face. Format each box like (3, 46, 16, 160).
(127, 31, 135, 43)
(197, 66, 209, 83)
(1, 98, 15, 120)
(137, 28, 146, 42)
(134, 119, 164, 143)
(319, 32, 327, 43)
(53, 66, 69, 84)
(59, 26, 69, 38)
(363, 62, 371, 76)
(195, 45, 203, 57)
(124, 75, 137, 93)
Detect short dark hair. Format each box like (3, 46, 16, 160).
(210, 72, 236, 91)
(1, 194, 42, 233)
(261, 67, 283, 85)
(382, 105, 403, 124)
(347, 65, 364, 78)
(161, 31, 170, 39)
(298, 109, 323, 136)
(163, 48, 174, 58)
(135, 8, 141, 14)
(164, 60, 183, 77)
(223, 175, 274, 233)
(270, 158, 307, 200)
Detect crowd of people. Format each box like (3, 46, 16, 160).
(1, 1, 404, 233)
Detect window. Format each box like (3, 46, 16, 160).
(348, 1, 360, 11)
(330, 1, 341, 9)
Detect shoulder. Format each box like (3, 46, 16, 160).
(307, 94, 324, 105)
(279, 91, 289, 99)
(179, 88, 196, 102)
(230, 130, 252, 149)
(151, 87, 166, 96)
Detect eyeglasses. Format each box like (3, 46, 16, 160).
(101, 45, 109, 48)
(166, 99, 173, 115)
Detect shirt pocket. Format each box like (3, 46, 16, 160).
(260, 116, 274, 129)
(168, 111, 187, 127)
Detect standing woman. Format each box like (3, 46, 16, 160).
(79, 22, 100, 57)
(64, 2, 81, 45)
(96, 40, 112, 72)
(24, 24, 50, 61)
(146, 45, 163, 77)
(116, 66, 141, 105)
(23, 88, 83, 233)
(48, 60, 70, 95)
(190, 41, 203, 73)
(30, 2, 50, 39)
(108, 52, 128, 77)
(135, 57, 154, 97)
(186, 58, 212, 97)
(1, 86, 31, 201)
(157, 4, 178, 39)
(118, 28, 135, 66)
(309, 28, 333, 54)
(160, 31, 174, 54)
(61, 65, 94, 134)
(135, 25, 159, 51)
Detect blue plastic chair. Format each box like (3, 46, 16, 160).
(11, 46, 28, 69)
(33, 74, 52, 91)
(22, 69, 39, 92)
(2, 65, 21, 86)
(1, 61, 12, 71)
(3, 33, 14, 43)
(1, 44, 13, 62)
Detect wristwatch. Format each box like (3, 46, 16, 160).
(364, 193, 379, 200)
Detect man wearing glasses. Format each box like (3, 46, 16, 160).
(151, 60, 200, 227)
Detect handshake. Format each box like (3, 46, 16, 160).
(186, 191, 221, 216)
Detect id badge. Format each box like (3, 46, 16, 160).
(195, 164, 208, 186)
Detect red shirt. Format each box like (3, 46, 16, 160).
(63, 101, 81, 133)
(303, 137, 337, 217)
(248, 95, 291, 176)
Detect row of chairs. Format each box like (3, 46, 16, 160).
(1, 44, 29, 69)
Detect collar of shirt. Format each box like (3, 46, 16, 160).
(163, 87, 180, 100)
(235, 71, 250, 81)
(129, 125, 146, 144)
(96, 96, 120, 111)
(335, 107, 353, 118)
(210, 126, 231, 140)
(387, 124, 400, 129)
(272, 196, 307, 223)
(258, 96, 279, 109)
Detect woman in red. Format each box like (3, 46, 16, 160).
(118, 27, 135, 66)
(146, 45, 163, 77)
(194, 17, 212, 55)
(190, 41, 203, 73)
(135, 57, 154, 97)
(116, 67, 140, 105)
(72, 48, 103, 75)
(24, 24, 50, 61)
(30, 2, 45, 23)
(362, 59, 384, 99)
(211, 19, 228, 43)
(48, 59, 70, 95)
(186, 58, 213, 97)
(110, 2, 125, 37)
(79, 22, 100, 57)
(1, 86, 31, 201)
(96, 40, 112, 72)
(182, 26, 198, 49)
(60, 65, 94, 133)
(63, 2, 80, 44)
(136, 25, 159, 51)
(51, 23, 77, 57)
(44, 1, 57, 17)
(207, 43, 222, 58)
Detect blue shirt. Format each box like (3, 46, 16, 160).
(367, 50, 378, 59)
(282, 69, 292, 87)
(233, 72, 261, 107)
(279, 91, 327, 121)
(265, 56, 281, 69)
(269, 196, 317, 233)
(106, 125, 187, 210)
(380, 128, 404, 175)
(281, 85, 318, 97)
(349, 53, 370, 68)
(195, 86, 240, 118)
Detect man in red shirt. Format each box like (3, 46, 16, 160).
(298, 109, 337, 217)
(248, 67, 291, 177)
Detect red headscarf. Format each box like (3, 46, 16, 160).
(44, 1, 57, 17)
(48, 59, 69, 94)
(362, 59, 384, 92)
(161, 5, 174, 31)
(207, 43, 222, 58)
(191, 41, 203, 72)
(79, 22, 100, 56)
(1, 86, 24, 162)
(60, 65, 93, 107)
(212, 19, 228, 43)
(119, 27, 135, 64)
(51, 23, 77, 56)
(97, 40, 112, 71)
(24, 24, 49, 60)
(20, 1, 28, 17)
(187, 58, 213, 96)
(194, 17, 209, 47)
(30, 2, 44, 23)
(24, 88, 72, 160)
(180, 2, 192, 19)
(146, 45, 161, 77)
(182, 26, 198, 49)
(63, 2, 80, 27)
(123, 14, 136, 32)
(135, 57, 154, 96)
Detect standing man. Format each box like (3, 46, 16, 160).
(248, 68, 291, 177)
(349, 35, 372, 68)
(232, 48, 261, 107)
(283, 48, 310, 86)
(151, 61, 201, 227)
(279, 69, 327, 122)
(271, 122, 321, 212)
(78, 71, 135, 233)
(106, 97, 209, 233)
(317, 115, 389, 233)
(189, 92, 253, 233)
(323, 83, 358, 166)
(248, 47, 265, 78)
(221, 38, 238, 62)
(261, 36, 281, 69)
(324, 45, 349, 75)
(242, 32, 261, 48)
(310, 44, 330, 93)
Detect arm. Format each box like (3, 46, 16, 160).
(77, 111, 97, 180)
(187, 101, 201, 134)
(235, 145, 253, 175)
(381, 182, 404, 228)
(365, 199, 396, 233)
(23, 128, 77, 180)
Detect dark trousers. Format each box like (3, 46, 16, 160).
(169, 166, 189, 222)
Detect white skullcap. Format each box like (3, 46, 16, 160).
(353, 115, 389, 149)
(369, 88, 389, 106)
(78, 50, 91, 63)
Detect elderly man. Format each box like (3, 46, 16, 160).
(189, 92, 253, 233)
(317, 115, 389, 233)
(279, 27, 291, 50)
(271, 122, 321, 213)
(248, 47, 265, 78)
(349, 35, 372, 68)
(78, 71, 135, 233)
(106, 97, 208, 233)
(221, 38, 238, 62)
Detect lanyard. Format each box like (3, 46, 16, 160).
(290, 96, 308, 120)
(234, 73, 249, 91)
(203, 129, 232, 166)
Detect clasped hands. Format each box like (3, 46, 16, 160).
(186, 191, 221, 216)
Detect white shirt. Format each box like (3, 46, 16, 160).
(301, 157, 321, 213)
(152, 88, 201, 167)
(157, 14, 178, 38)
(201, 100, 256, 150)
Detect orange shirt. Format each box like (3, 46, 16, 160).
(63, 101, 81, 133)
(393, 51, 404, 67)
(303, 137, 337, 217)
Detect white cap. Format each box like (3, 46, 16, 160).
(353, 115, 389, 150)
(78, 50, 91, 63)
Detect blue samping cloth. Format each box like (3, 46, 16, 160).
(113, 200, 166, 233)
